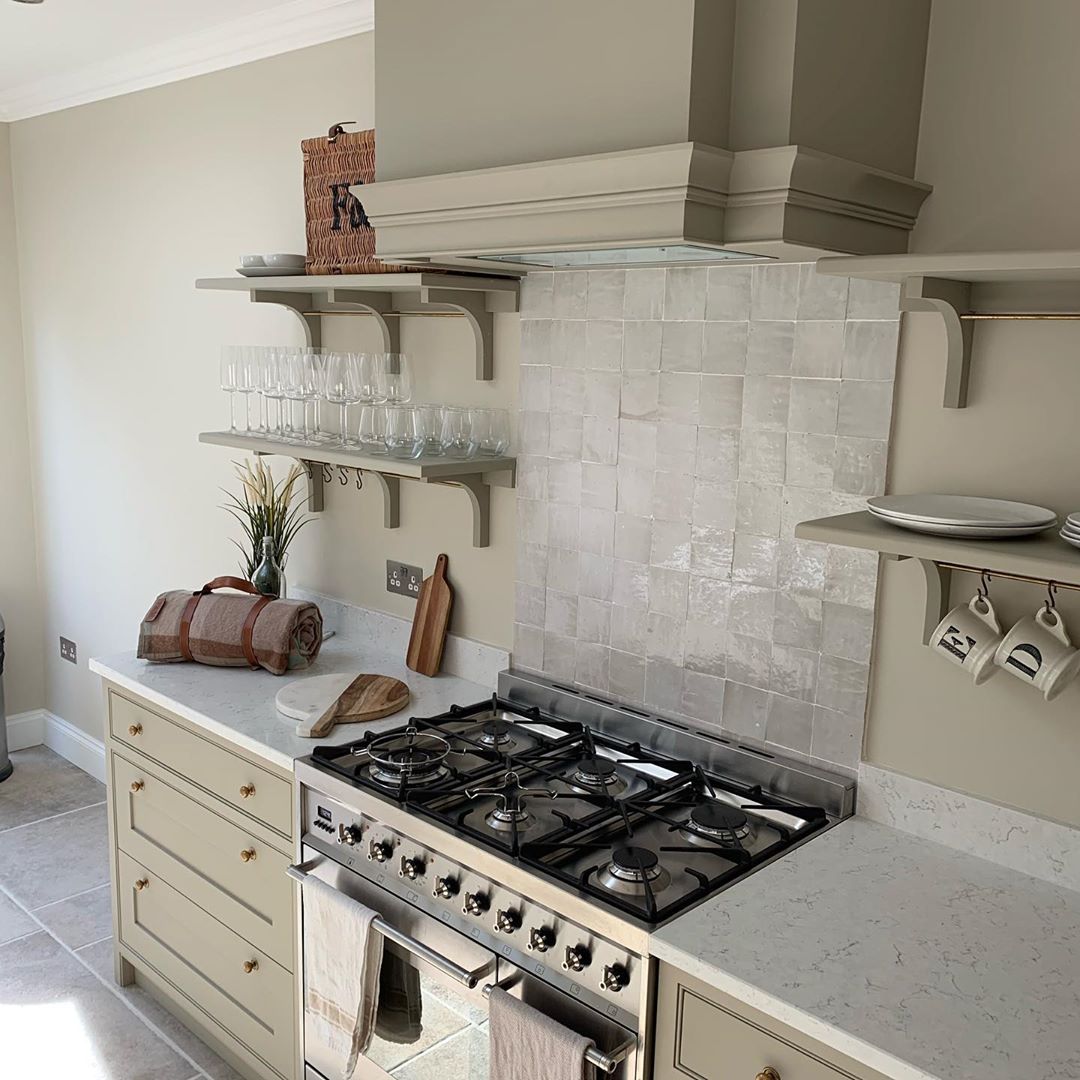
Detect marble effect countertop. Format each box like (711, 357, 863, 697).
(88, 636, 497, 771)
(650, 817, 1080, 1080)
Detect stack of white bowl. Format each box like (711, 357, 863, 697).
(1061, 513, 1080, 549)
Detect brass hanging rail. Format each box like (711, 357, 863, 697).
(934, 561, 1080, 593)
(300, 310, 465, 318)
(959, 313, 1080, 320)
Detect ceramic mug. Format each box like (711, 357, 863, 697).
(994, 606, 1080, 701)
(930, 593, 1002, 685)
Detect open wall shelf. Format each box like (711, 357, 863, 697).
(816, 249, 1080, 409)
(796, 510, 1080, 644)
(200, 430, 515, 548)
(196, 272, 520, 380)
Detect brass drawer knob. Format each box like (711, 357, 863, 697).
(756, 1069, 781, 1080)
(239, 783, 256, 799)
(130, 780, 145, 793)
(242, 959, 259, 974)
(128, 723, 143, 736)
(134, 878, 149, 891)
(240, 848, 257, 862)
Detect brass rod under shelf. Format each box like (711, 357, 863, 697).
(959, 313, 1080, 320)
(933, 561, 1080, 592)
(300, 310, 465, 318)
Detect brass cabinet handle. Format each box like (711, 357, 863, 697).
(130, 780, 145, 793)
(134, 878, 149, 891)
(239, 783, 256, 799)
(240, 848, 257, 862)
(756, 1069, 781, 1080)
(128, 723, 143, 736)
(242, 959, 259, 974)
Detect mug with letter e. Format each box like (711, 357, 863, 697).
(930, 593, 1002, 685)
(994, 604, 1080, 701)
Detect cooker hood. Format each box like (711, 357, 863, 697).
(359, 0, 934, 272)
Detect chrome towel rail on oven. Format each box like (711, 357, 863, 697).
(482, 978, 634, 1075)
(287, 861, 494, 989)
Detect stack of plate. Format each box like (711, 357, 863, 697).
(1061, 513, 1080, 550)
(867, 495, 1058, 538)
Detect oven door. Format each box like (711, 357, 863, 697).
(298, 846, 638, 1080)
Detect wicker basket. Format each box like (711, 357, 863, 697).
(302, 124, 412, 275)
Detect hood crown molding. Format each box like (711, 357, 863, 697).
(0, 0, 373, 122)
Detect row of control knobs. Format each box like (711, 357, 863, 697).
(334, 822, 629, 992)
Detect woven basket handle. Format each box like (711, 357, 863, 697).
(327, 121, 357, 143)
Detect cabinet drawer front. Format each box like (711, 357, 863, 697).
(113, 753, 293, 969)
(110, 692, 292, 838)
(118, 850, 295, 1078)
(670, 984, 858, 1080)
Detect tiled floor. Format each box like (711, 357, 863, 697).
(0, 746, 244, 1080)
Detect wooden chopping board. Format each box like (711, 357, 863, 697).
(406, 553, 453, 677)
(275, 673, 410, 738)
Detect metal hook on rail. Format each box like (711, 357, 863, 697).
(1046, 580, 1059, 614)
(978, 570, 991, 600)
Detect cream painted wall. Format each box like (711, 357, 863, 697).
(864, 0, 1080, 826)
(10, 35, 515, 742)
(0, 123, 43, 716)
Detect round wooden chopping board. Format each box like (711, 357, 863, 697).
(276, 673, 410, 737)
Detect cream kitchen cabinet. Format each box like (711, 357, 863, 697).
(653, 963, 888, 1080)
(102, 685, 300, 1080)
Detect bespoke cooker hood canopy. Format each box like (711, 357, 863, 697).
(359, 0, 934, 271)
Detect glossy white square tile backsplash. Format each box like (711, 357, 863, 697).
(513, 264, 900, 774)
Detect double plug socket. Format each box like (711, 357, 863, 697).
(386, 561, 423, 598)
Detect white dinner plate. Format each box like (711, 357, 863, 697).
(868, 495, 1057, 529)
(1061, 521, 1080, 539)
(868, 507, 1055, 538)
(236, 266, 305, 278)
(1060, 531, 1080, 551)
(1067, 512, 1080, 528)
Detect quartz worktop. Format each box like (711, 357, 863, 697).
(89, 598, 505, 771)
(650, 815, 1080, 1080)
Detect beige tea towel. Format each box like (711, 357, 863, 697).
(489, 986, 595, 1080)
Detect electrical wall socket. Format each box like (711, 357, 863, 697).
(60, 637, 77, 664)
(386, 560, 424, 598)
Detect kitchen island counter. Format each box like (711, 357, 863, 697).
(650, 815, 1080, 1080)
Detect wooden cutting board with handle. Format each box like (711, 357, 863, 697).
(280, 673, 410, 738)
(406, 553, 453, 676)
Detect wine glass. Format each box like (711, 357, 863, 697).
(232, 346, 256, 434)
(261, 348, 288, 438)
(245, 347, 268, 434)
(377, 353, 413, 404)
(357, 352, 383, 404)
(220, 346, 240, 432)
(324, 352, 362, 447)
(284, 349, 322, 444)
(441, 406, 477, 459)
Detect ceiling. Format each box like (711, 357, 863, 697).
(0, 0, 373, 121)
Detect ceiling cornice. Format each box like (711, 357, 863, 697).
(0, 0, 374, 123)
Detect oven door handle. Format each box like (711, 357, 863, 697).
(288, 861, 494, 989)
(482, 979, 636, 1074)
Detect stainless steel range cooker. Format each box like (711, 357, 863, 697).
(293, 671, 855, 1080)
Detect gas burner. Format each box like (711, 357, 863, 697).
(485, 804, 534, 833)
(567, 756, 627, 796)
(596, 846, 671, 896)
(366, 728, 450, 788)
(466, 770, 554, 834)
(681, 800, 754, 846)
(478, 719, 513, 749)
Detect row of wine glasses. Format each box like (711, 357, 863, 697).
(219, 346, 413, 442)
(219, 345, 511, 458)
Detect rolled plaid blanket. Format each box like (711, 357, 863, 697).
(138, 576, 323, 675)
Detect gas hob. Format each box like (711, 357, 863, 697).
(302, 673, 851, 926)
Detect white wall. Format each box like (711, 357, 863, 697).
(0, 122, 43, 716)
(10, 34, 515, 742)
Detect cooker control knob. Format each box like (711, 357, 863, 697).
(367, 839, 393, 863)
(338, 823, 362, 846)
(494, 908, 520, 934)
(563, 945, 591, 972)
(527, 926, 555, 953)
(601, 963, 629, 992)
(462, 891, 489, 917)
(432, 876, 458, 900)
(399, 855, 424, 880)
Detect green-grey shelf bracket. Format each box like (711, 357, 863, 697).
(251, 290, 322, 349)
(399, 286, 502, 381)
(886, 553, 953, 646)
(302, 460, 326, 513)
(436, 474, 492, 548)
(900, 276, 973, 408)
(364, 471, 401, 529)
(326, 289, 400, 353)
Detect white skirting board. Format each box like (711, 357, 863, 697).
(4, 710, 106, 784)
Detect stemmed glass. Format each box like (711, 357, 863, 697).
(377, 353, 413, 404)
(324, 352, 362, 447)
(245, 347, 268, 434)
(261, 348, 288, 438)
(220, 347, 241, 432)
